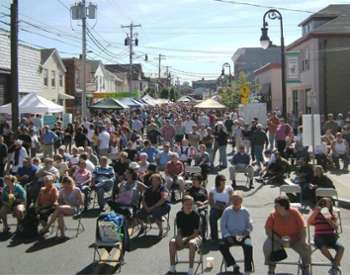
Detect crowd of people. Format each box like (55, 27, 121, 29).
(0, 103, 347, 275)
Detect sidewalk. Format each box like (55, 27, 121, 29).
(327, 172, 350, 209)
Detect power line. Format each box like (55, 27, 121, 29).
(213, 0, 313, 13)
(56, 0, 70, 11)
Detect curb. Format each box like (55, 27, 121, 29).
(338, 198, 350, 210)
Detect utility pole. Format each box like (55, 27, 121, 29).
(81, 0, 87, 120)
(158, 54, 166, 80)
(165, 66, 171, 87)
(71, 1, 97, 120)
(122, 22, 141, 96)
(10, 0, 19, 130)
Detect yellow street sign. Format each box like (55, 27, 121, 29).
(240, 85, 250, 105)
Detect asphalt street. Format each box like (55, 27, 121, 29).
(0, 148, 349, 275)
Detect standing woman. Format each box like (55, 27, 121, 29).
(209, 174, 233, 240)
(0, 175, 26, 233)
(39, 176, 83, 239)
(174, 118, 185, 145)
(64, 123, 74, 154)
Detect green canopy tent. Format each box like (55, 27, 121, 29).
(89, 98, 129, 110)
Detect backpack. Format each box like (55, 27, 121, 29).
(98, 212, 125, 243)
(17, 207, 39, 238)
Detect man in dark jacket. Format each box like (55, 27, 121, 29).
(251, 124, 268, 168)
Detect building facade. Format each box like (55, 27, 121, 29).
(255, 63, 282, 112)
(286, 4, 350, 116)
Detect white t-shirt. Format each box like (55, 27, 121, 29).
(210, 186, 233, 206)
(98, 130, 110, 150)
(85, 159, 96, 173)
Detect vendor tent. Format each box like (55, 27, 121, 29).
(89, 98, 129, 110)
(0, 93, 64, 114)
(142, 95, 157, 106)
(118, 97, 142, 108)
(194, 98, 226, 109)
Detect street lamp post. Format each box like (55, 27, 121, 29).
(221, 62, 232, 86)
(260, 9, 287, 118)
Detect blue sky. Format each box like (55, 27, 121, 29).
(0, 0, 346, 82)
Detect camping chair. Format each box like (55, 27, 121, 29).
(144, 208, 171, 237)
(173, 218, 204, 275)
(93, 212, 126, 269)
(280, 184, 303, 209)
(307, 224, 342, 275)
(315, 188, 343, 233)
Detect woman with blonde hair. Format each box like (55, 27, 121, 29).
(39, 176, 83, 239)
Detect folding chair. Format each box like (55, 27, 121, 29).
(173, 218, 204, 275)
(315, 188, 343, 233)
(219, 242, 255, 273)
(307, 225, 342, 275)
(144, 209, 171, 237)
(280, 184, 303, 209)
(53, 209, 85, 238)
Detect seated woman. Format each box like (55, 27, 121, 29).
(35, 175, 59, 228)
(73, 160, 92, 210)
(263, 196, 310, 275)
(138, 173, 171, 238)
(53, 154, 69, 181)
(0, 175, 26, 233)
(209, 174, 233, 240)
(108, 168, 145, 218)
(308, 197, 344, 274)
(39, 176, 83, 239)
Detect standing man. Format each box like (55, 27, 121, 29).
(275, 118, 292, 157)
(41, 125, 58, 158)
(168, 195, 202, 275)
(97, 127, 110, 157)
(219, 191, 254, 274)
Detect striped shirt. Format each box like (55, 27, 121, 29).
(314, 213, 336, 236)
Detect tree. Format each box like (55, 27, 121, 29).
(219, 86, 241, 110)
(169, 87, 178, 102)
(145, 87, 156, 98)
(160, 88, 169, 99)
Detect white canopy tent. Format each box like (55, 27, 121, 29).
(0, 93, 64, 114)
(194, 98, 226, 109)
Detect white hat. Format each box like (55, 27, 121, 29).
(129, 162, 140, 170)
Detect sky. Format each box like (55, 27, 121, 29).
(0, 0, 347, 82)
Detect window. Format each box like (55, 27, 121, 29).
(51, 70, 56, 87)
(300, 48, 310, 72)
(292, 90, 298, 115)
(43, 69, 48, 86)
(305, 88, 312, 114)
(59, 74, 63, 87)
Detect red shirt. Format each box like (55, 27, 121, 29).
(166, 161, 184, 177)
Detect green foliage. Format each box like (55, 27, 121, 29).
(219, 86, 241, 110)
(169, 87, 177, 102)
(160, 88, 169, 99)
(145, 88, 156, 97)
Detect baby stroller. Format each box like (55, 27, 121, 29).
(93, 211, 128, 270)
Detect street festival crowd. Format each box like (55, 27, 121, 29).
(0, 102, 349, 275)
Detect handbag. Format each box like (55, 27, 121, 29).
(269, 217, 288, 262)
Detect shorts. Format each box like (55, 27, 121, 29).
(314, 234, 344, 251)
(173, 235, 202, 250)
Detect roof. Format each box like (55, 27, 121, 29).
(105, 64, 143, 80)
(232, 47, 281, 63)
(40, 48, 67, 72)
(299, 5, 350, 26)
(87, 60, 102, 73)
(194, 98, 226, 109)
(255, 63, 281, 76)
(89, 98, 128, 110)
(287, 5, 350, 51)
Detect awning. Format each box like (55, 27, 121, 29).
(58, 92, 75, 100)
(194, 98, 227, 109)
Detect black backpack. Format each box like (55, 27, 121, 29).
(17, 207, 39, 238)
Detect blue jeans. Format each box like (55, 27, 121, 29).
(95, 179, 114, 209)
(268, 131, 275, 149)
(253, 145, 264, 166)
(219, 145, 227, 167)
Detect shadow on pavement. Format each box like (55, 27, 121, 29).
(0, 232, 13, 242)
(25, 236, 69, 252)
(7, 234, 42, 247)
(76, 262, 121, 275)
(81, 209, 100, 219)
(128, 235, 161, 251)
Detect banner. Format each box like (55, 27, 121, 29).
(43, 115, 56, 129)
(240, 84, 250, 105)
(286, 51, 300, 83)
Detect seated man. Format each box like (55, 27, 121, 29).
(92, 156, 116, 211)
(229, 145, 254, 189)
(16, 157, 37, 187)
(168, 195, 202, 275)
(263, 151, 291, 185)
(165, 153, 185, 198)
(219, 191, 253, 274)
